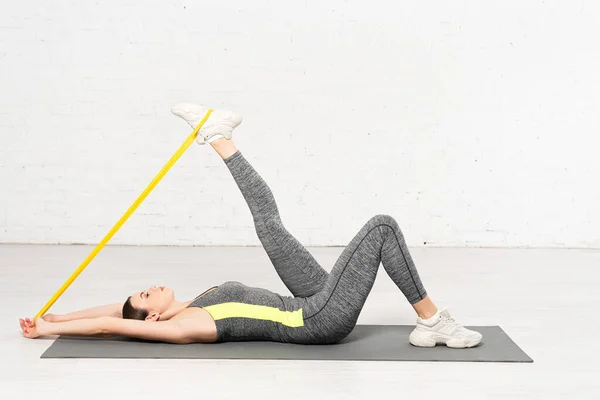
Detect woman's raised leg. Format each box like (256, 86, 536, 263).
(170, 104, 328, 297)
(211, 138, 329, 298)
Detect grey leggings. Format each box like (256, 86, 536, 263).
(224, 150, 427, 343)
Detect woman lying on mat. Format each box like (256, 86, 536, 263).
(19, 104, 483, 348)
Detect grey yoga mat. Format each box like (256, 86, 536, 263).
(41, 325, 532, 362)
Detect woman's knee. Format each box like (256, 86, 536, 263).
(367, 214, 400, 229)
(365, 214, 406, 245)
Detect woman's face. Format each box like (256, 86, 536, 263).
(129, 285, 175, 316)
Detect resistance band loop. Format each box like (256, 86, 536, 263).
(34, 110, 213, 319)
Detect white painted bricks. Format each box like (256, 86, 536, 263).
(1, 1, 599, 248)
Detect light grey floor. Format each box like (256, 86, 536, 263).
(1, 244, 599, 399)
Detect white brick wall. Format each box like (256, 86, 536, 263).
(1, 1, 599, 248)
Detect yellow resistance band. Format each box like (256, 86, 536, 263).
(34, 110, 213, 320)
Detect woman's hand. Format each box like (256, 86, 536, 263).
(19, 317, 47, 339)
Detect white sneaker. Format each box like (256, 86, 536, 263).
(171, 103, 243, 145)
(409, 309, 483, 348)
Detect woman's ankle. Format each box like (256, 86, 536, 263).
(412, 296, 438, 319)
(211, 138, 238, 160)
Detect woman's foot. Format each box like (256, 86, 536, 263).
(409, 308, 483, 348)
(171, 103, 243, 145)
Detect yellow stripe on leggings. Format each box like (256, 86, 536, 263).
(203, 303, 304, 328)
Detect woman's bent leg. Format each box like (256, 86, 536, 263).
(301, 214, 427, 343)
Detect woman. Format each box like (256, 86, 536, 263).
(19, 104, 483, 348)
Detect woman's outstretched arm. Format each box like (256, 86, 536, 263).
(19, 316, 214, 344)
(44, 303, 123, 322)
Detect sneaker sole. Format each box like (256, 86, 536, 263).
(409, 329, 482, 348)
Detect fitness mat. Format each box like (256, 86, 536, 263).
(41, 325, 532, 362)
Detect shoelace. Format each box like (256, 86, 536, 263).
(442, 315, 464, 330)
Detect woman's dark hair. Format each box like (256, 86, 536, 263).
(122, 296, 149, 320)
